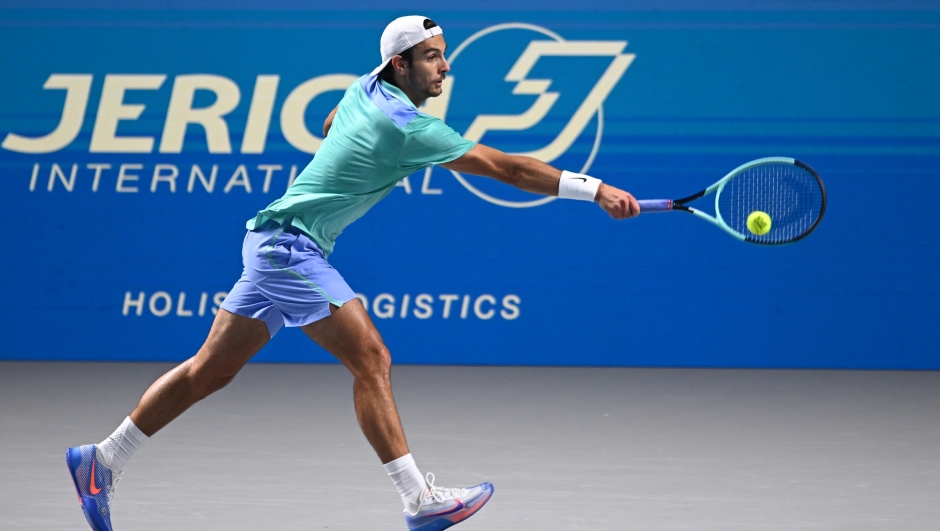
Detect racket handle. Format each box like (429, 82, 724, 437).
(637, 199, 673, 213)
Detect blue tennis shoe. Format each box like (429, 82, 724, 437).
(66, 444, 120, 531)
(404, 473, 494, 531)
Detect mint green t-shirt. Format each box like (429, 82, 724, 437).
(246, 74, 474, 256)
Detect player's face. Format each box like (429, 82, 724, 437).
(404, 35, 449, 100)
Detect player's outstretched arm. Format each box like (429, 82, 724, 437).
(441, 143, 639, 220)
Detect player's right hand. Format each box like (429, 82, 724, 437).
(595, 183, 639, 220)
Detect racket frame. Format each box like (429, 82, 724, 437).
(640, 157, 827, 244)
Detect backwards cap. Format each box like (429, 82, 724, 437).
(371, 16, 443, 75)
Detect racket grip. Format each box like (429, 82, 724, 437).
(637, 199, 673, 213)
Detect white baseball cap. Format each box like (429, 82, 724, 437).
(371, 15, 443, 76)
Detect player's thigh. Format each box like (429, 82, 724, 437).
(300, 299, 389, 374)
(191, 308, 271, 379)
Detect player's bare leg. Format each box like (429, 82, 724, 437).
(131, 309, 272, 435)
(301, 298, 408, 463)
(66, 309, 271, 531)
(301, 299, 493, 530)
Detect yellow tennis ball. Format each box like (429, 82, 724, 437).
(747, 211, 772, 235)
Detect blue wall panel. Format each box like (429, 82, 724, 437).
(1, 1, 938, 368)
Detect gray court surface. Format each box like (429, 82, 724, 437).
(2, 362, 939, 531)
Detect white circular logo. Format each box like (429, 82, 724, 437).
(435, 23, 633, 208)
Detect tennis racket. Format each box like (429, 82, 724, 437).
(637, 157, 827, 245)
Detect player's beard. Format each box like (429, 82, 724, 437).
(406, 69, 442, 100)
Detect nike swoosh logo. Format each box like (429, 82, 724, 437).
(570, 177, 587, 182)
(89, 460, 102, 495)
(425, 500, 465, 517)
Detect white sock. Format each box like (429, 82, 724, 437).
(384, 453, 426, 511)
(96, 416, 148, 474)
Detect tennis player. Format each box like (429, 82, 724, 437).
(66, 15, 639, 531)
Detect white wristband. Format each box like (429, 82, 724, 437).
(558, 171, 602, 201)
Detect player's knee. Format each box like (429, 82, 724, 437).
(357, 341, 392, 380)
(187, 359, 237, 397)
(200, 373, 236, 396)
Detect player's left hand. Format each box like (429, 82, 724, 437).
(595, 183, 639, 220)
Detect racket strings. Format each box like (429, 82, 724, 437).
(717, 162, 824, 244)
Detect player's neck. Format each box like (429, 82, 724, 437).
(405, 92, 426, 108)
(388, 76, 426, 108)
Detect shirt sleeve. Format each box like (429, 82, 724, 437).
(399, 114, 475, 172)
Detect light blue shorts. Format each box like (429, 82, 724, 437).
(220, 223, 357, 338)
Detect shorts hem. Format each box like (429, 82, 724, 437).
(287, 292, 357, 328)
(289, 307, 332, 328)
(219, 302, 284, 339)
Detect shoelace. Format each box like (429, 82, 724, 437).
(424, 472, 465, 503)
(106, 471, 122, 506)
(98, 442, 123, 506)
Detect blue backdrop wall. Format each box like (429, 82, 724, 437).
(1, 1, 938, 368)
